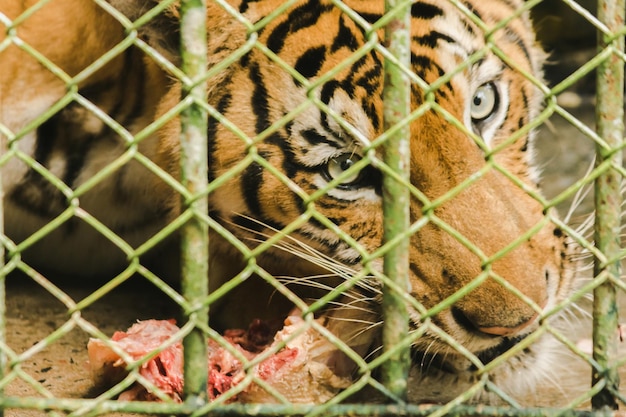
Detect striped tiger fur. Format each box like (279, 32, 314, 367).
(0, 0, 576, 404)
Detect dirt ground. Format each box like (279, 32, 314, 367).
(4, 277, 180, 416)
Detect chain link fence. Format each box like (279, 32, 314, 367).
(0, 0, 624, 415)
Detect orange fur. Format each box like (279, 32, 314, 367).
(1, 0, 575, 404)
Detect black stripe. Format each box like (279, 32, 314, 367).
(33, 116, 58, 166)
(300, 128, 342, 148)
(319, 80, 340, 132)
(239, 50, 251, 68)
(353, 63, 382, 96)
(320, 79, 339, 105)
(285, 119, 294, 138)
(265, 132, 312, 178)
(238, 0, 260, 13)
(122, 50, 148, 126)
(266, 19, 291, 54)
(208, 90, 232, 181)
(345, 54, 375, 92)
(518, 88, 528, 121)
(208, 209, 221, 221)
(410, 262, 426, 280)
(331, 15, 359, 52)
(294, 45, 327, 79)
(411, 54, 451, 98)
(411, 84, 423, 105)
(461, 1, 482, 23)
(411, 2, 443, 19)
(251, 133, 308, 219)
(411, 54, 454, 101)
(516, 116, 525, 131)
(266, 0, 332, 54)
(63, 134, 96, 189)
(9, 117, 65, 217)
(345, 55, 368, 85)
(241, 160, 264, 217)
(503, 26, 532, 63)
(413, 31, 456, 49)
(365, 99, 381, 132)
(461, 17, 476, 37)
(411, 54, 445, 78)
(357, 12, 381, 25)
(248, 62, 271, 134)
(520, 137, 529, 152)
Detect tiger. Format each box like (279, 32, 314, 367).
(0, 0, 576, 405)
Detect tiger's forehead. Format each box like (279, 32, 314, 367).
(239, 0, 529, 57)
(222, 0, 538, 149)
(237, 0, 533, 93)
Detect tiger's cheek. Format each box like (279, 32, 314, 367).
(316, 196, 384, 252)
(258, 173, 305, 220)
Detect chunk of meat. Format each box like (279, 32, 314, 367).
(87, 319, 184, 401)
(87, 316, 351, 403)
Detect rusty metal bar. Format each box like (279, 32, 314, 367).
(380, 0, 412, 401)
(179, 0, 209, 406)
(592, 0, 624, 410)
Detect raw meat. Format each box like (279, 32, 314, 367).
(87, 315, 351, 403)
(87, 319, 184, 402)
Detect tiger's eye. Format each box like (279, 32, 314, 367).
(326, 153, 361, 185)
(471, 82, 498, 122)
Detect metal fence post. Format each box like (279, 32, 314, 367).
(180, 0, 209, 406)
(592, 0, 624, 410)
(381, 0, 412, 401)
(0, 133, 5, 417)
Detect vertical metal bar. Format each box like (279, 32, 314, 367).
(381, 0, 411, 401)
(592, 0, 624, 410)
(180, 0, 209, 406)
(0, 11, 8, 417)
(0, 144, 5, 417)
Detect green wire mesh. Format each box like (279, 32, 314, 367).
(0, 0, 624, 415)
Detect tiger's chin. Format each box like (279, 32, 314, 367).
(406, 331, 560, 405)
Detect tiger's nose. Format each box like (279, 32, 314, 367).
(475, 312, 538, 336)
(451, 304, 542, 337)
